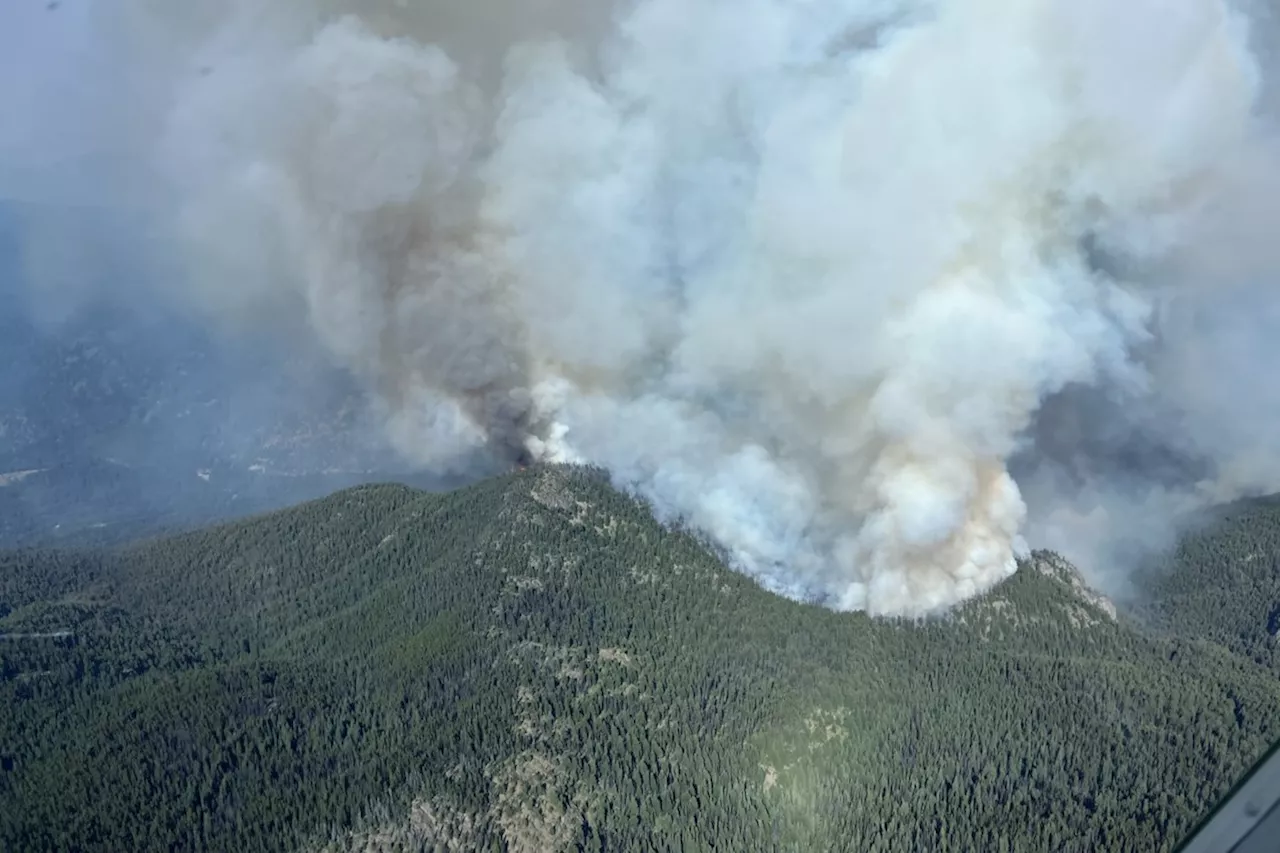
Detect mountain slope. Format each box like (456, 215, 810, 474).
(1136, 494, 1280, 672)
(2, 465, 1279, 852)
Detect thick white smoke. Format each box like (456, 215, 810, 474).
(9, 0, 1280, 614)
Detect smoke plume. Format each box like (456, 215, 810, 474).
(7, 0, 1280, 614)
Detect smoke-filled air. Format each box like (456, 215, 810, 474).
(6, 0, 1280, 615)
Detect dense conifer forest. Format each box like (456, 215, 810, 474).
(3, 465, 1280, 852)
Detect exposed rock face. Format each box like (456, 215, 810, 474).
(1027, 550, 1118, 621)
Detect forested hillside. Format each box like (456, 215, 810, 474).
(1137, 494, 1280, 673)
(3, 465, 1279, 852)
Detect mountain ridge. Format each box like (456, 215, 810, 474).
(2, 464, 1278, 852)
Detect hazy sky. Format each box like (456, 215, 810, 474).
(2, 2, 95, 160)
(0, 0, 143, 209)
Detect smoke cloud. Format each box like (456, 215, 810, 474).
(7, 0, 1280, 614)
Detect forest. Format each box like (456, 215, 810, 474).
(3, 464, 1280, 852)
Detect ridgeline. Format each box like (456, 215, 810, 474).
(3, 465, 1279, 852)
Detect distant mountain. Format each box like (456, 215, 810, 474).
(0, 259, 450, 547)
(2, 465, 1279, 852)
(0, 457, 467, 549)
